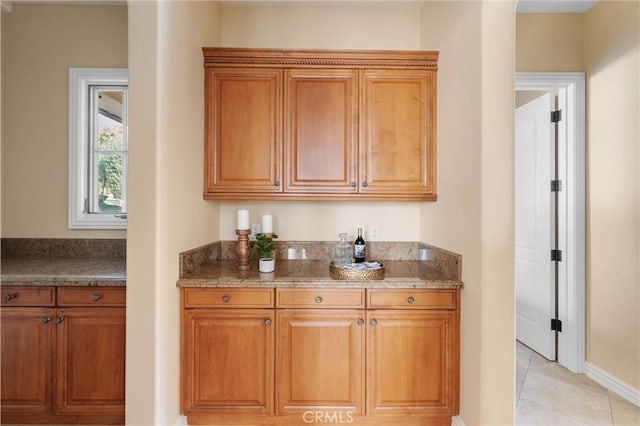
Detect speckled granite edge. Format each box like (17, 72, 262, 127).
(1, 238, 126, 259)
(178, 278, 462, 290)
(1, 279, 126, 287)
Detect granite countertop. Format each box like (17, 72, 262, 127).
(177, 241, 463, 290)
(1, 238, 126, 287)
(1, 257, 126, 287)
(178, 259, 463, 289)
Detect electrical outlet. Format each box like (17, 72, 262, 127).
(251, 223, 261, 237)
(369, 226, 379, 241)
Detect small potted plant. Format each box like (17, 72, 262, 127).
(250, 232, 279, 273)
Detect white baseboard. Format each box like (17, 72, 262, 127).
(584, 362, 640, 407)
(173, 415, 188, 425)
(451, 415, 466, 426)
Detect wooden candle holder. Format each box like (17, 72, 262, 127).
(235, 229, 251, 271)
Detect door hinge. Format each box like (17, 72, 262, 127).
(551, 110, 562, 123)
(551, 318, 563, 332)
(551, 249, 562, 262)
(551, 180, 562, 192)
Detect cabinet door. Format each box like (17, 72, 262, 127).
(276, 310, 365, 415)
(55, 308, 125, 415)
(360, 70, 437, 199)
(182, 309, 274, 414)
(1, 307, 54, 414)
(204, 68, 283, 197)
(367, 310, 457, 416)
(284, 69, 358, 193)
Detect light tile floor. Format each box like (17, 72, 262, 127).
(516, 340, 640, 425)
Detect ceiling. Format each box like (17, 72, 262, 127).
(516, 0, 598, 13)
(4, 0, 599, 13)
(218, 1, 600, 13)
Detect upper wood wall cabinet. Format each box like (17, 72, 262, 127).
(203, 48, 438, 201)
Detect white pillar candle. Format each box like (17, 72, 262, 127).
(262, 214, 273, 234)
(237, 209, 249, 230)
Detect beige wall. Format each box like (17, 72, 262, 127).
(127, 1, 221, 424)
(1, 4, 128, 238)
(584, 0, 639, 391)
(421, 2, 515, 424)
(517, 2, 640, 393)
(516, 13, 584, 72)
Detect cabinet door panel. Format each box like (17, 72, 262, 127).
(183, 309, 274, 414)
(276, 310, 364, 414)
(285, 70, 358, 193)
(56, 308, 125, 415)
(1, 307, 54, 414)
(205, 68, 283, 195)
(367, 310, 455, 416)
(361, 70, 436, 198)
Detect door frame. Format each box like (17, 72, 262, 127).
(515, 72, 585, 373)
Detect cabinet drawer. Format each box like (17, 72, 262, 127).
(1, 286, 56, 307)
(57, 287, 126, 307)
(276, 288, 365, 308)
(367, 289, 456, 309)
(183, 288, 274, 308)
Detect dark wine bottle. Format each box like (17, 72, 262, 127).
(354, 227, 366, 263)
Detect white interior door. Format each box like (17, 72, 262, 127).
(515, 92, 556, 360)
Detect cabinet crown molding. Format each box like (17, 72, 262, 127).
(203, 47, 439, 69)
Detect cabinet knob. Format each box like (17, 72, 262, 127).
(41, 317, 51, 324)
(92, 294, 102, 302)
(274, 180, 280, 187)
(357, 319, 364, 326)
(56, 317, 64, 324)
(370, 319, 377, 326)
(4, 294, 16, 302)
(351, 181, 357, 187)
(314, 296, 323, 304)
(407, 296, 415, 304)
(362, 181, 368, 187)
(264, 319, 271, 326)
(222, 295, 230, 303)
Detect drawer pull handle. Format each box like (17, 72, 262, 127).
(357, 319, 364, 326)
(351, 181, 357, 187)
(56, 317, 64, 324)
(92, 294, 102, 302)
(370, 319, 377, 326)
(314, 296, 323, 304)
(41, 317, 51, 324)
(407, 296, 415, 304)
(362, 181, 368, 187)
(222, 295, 230, 303)
(4, 294, 16, 301)
(264, 319, 271, 326)
(274, 180, 280, 187)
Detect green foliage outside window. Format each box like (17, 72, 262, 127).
(97, 124, 124, 212)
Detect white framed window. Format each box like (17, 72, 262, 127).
(69, 68, 128, 229)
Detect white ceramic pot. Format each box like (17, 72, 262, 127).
(259, 258, 275, 273)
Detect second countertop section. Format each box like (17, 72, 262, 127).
(178, 240, 463, 290)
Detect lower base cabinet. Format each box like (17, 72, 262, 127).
(276, 310, 364, 415)
(181, 309, 274, 414)
(0, 287, 125, 425)
(367, 310, 457, 416)
(181, 287, 459, 425)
